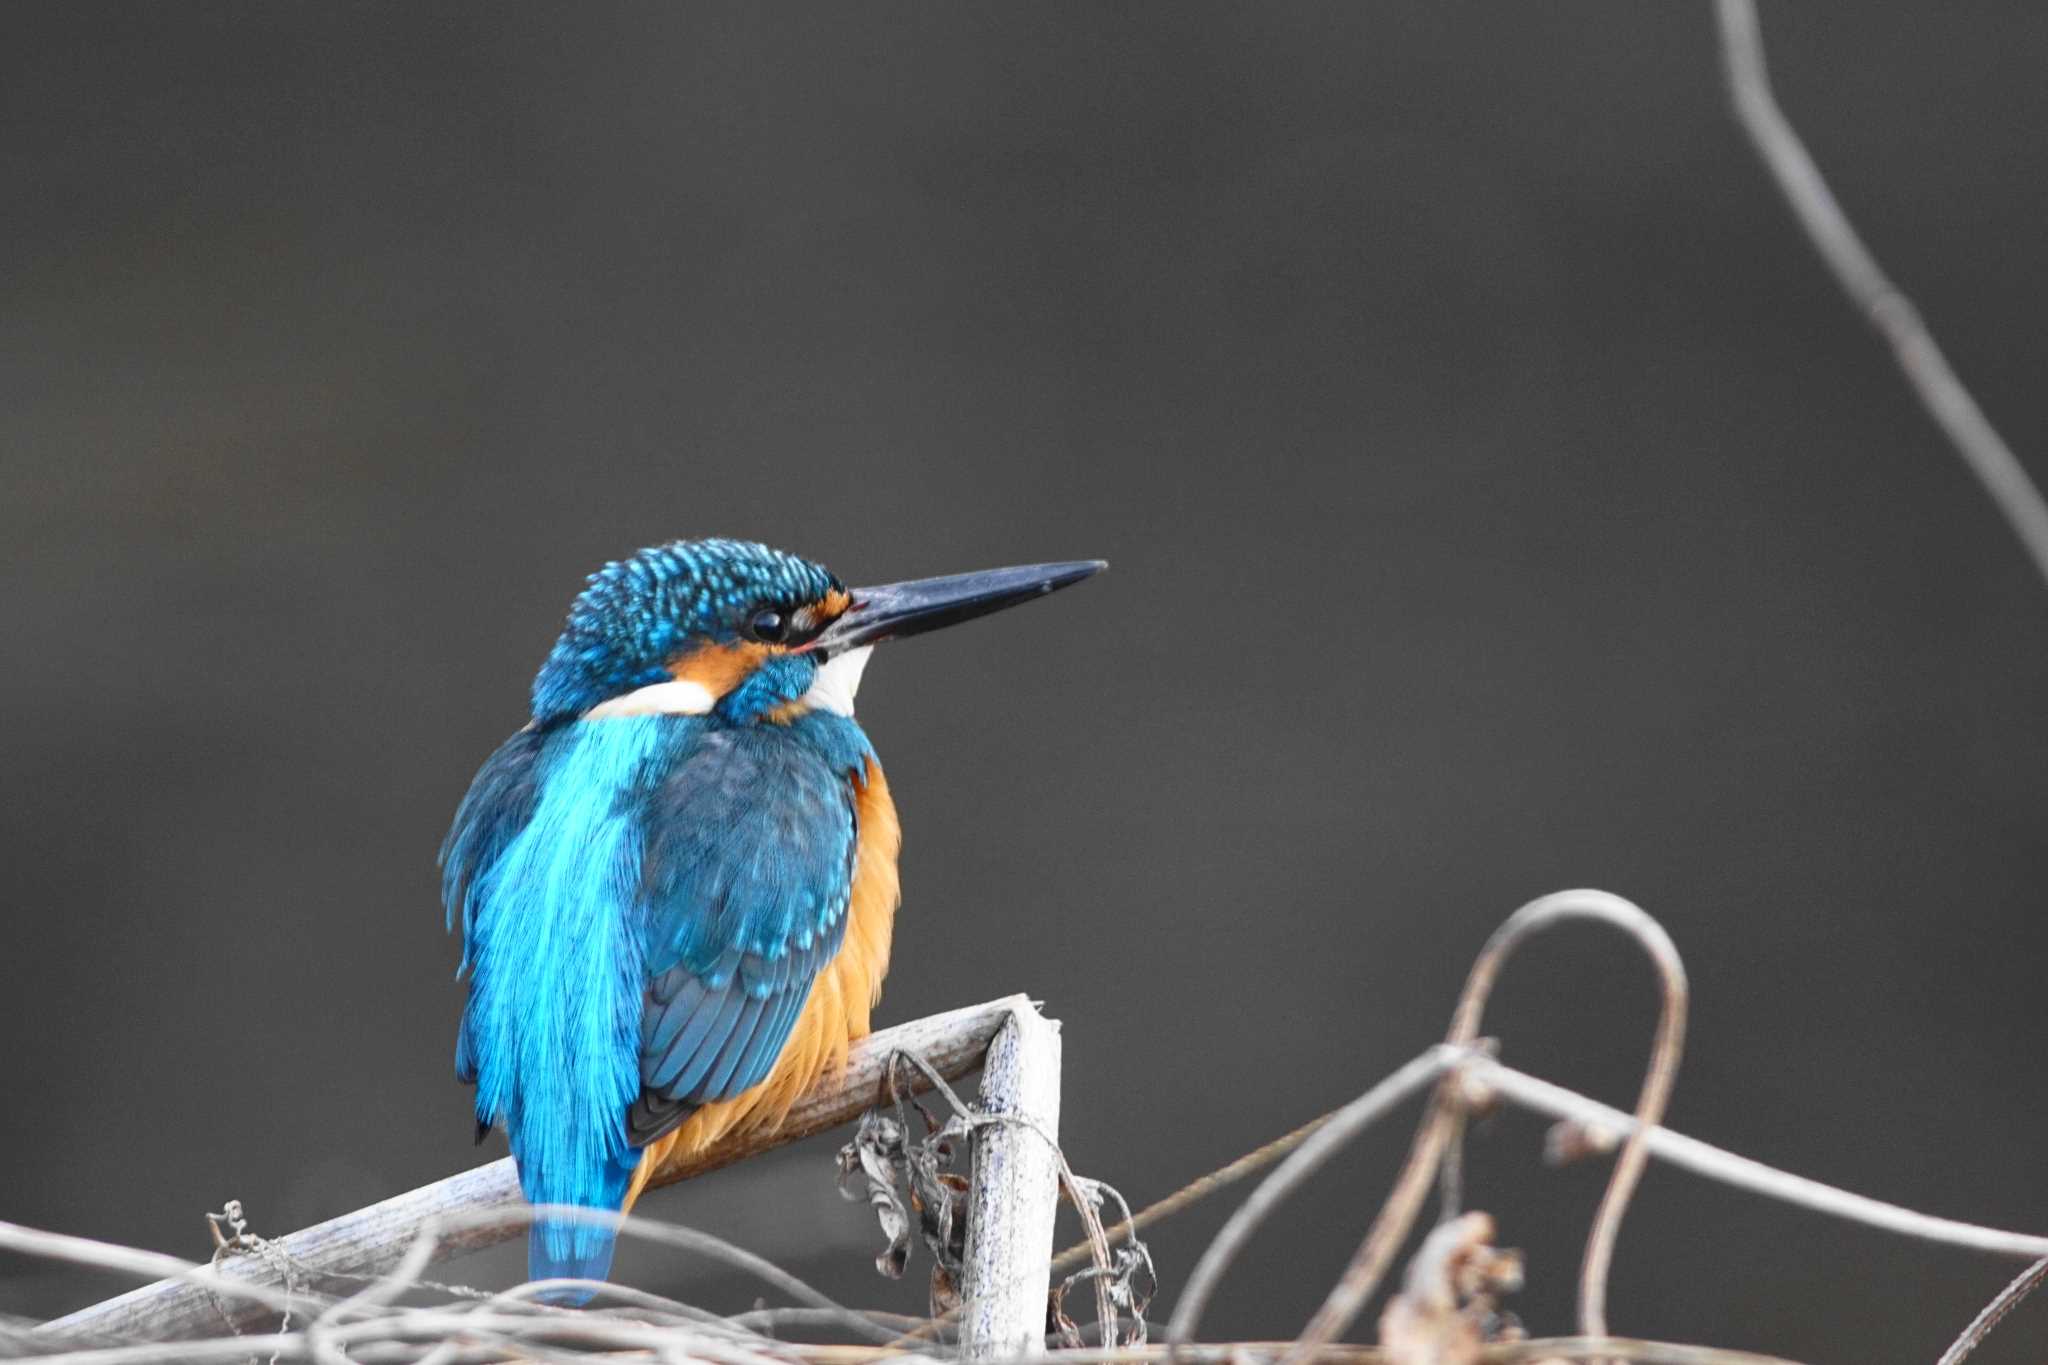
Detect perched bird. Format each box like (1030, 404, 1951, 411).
(441, 538, 1102, 1294)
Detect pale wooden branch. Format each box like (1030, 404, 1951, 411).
(37, 994, 1027, 1347)
(959, 1006, 1064, 1361)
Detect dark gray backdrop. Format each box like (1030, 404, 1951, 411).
(5, 5, 2047, 1362)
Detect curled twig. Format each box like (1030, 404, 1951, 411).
(1050, 1178, 1157, 1348)
(1276, 890, 1686, 1362)
(1448, 891, 1687, 1341)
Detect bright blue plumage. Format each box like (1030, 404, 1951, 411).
(452, 715, 686, 1286)
(441, 541, 873, 1294)
(442, 537, 1103, 1300)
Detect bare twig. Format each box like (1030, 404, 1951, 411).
(1479, 1339, 1805, 1365)
(722, 1306, 929, 1336)
(1934, 1255, 2048, 1365)
(1049, 1106, 1338, 1277)
(1715, 0, 2048, 589)
(1463, 1056, 2048, 1260)
(1278, 1083, 1458, 1364)
(1166, 1047, 1458, 1350)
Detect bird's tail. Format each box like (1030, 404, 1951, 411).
(518, 1150, 637, 1306)
(528, 1216, 619, 1305)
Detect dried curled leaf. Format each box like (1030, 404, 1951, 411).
(1544, 1116, 1623, 1167)
(1378, 1212, 1524, 1365)
(929, 1262, 962, 1320)
(835, 1089, 973, 1300)
(836, 1111, 914, 1278)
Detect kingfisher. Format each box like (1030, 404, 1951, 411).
(440, 538, 1103, 1293)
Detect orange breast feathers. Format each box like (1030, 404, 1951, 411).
(626, 757, 901, 1204)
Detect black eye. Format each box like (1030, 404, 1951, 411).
(747, 608, 789, 643)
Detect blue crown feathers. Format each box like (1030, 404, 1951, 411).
(530, 539, 842, 721)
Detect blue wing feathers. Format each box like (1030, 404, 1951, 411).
(443, 708, 873, 1280)
(626, 719, 866, 1145)
(642, 969, 708, 1052)
(730, 985, 807, 1098)
(658, 987, 746, 1097)
(701, 995, 769, 1097)
(440, 726, 548, 953)
(637, 727, 859, 977)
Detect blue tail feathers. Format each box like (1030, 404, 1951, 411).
(528, 1216, 620, 1305)
(518, 1144, 636, 1305)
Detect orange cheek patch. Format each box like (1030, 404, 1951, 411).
(668, 641, 775, 698)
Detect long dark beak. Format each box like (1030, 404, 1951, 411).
(808, 559, 1106, 656)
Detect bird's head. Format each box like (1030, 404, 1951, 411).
(530, 538, 1104, 726)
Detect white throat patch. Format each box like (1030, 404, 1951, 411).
(803, 645, 872, 717)
(582, 646, 872, 720)
(581, 646, 868, 720)
(584, 678, 717, 718)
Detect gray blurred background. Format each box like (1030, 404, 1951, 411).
(4, 4, 2047, 1361)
